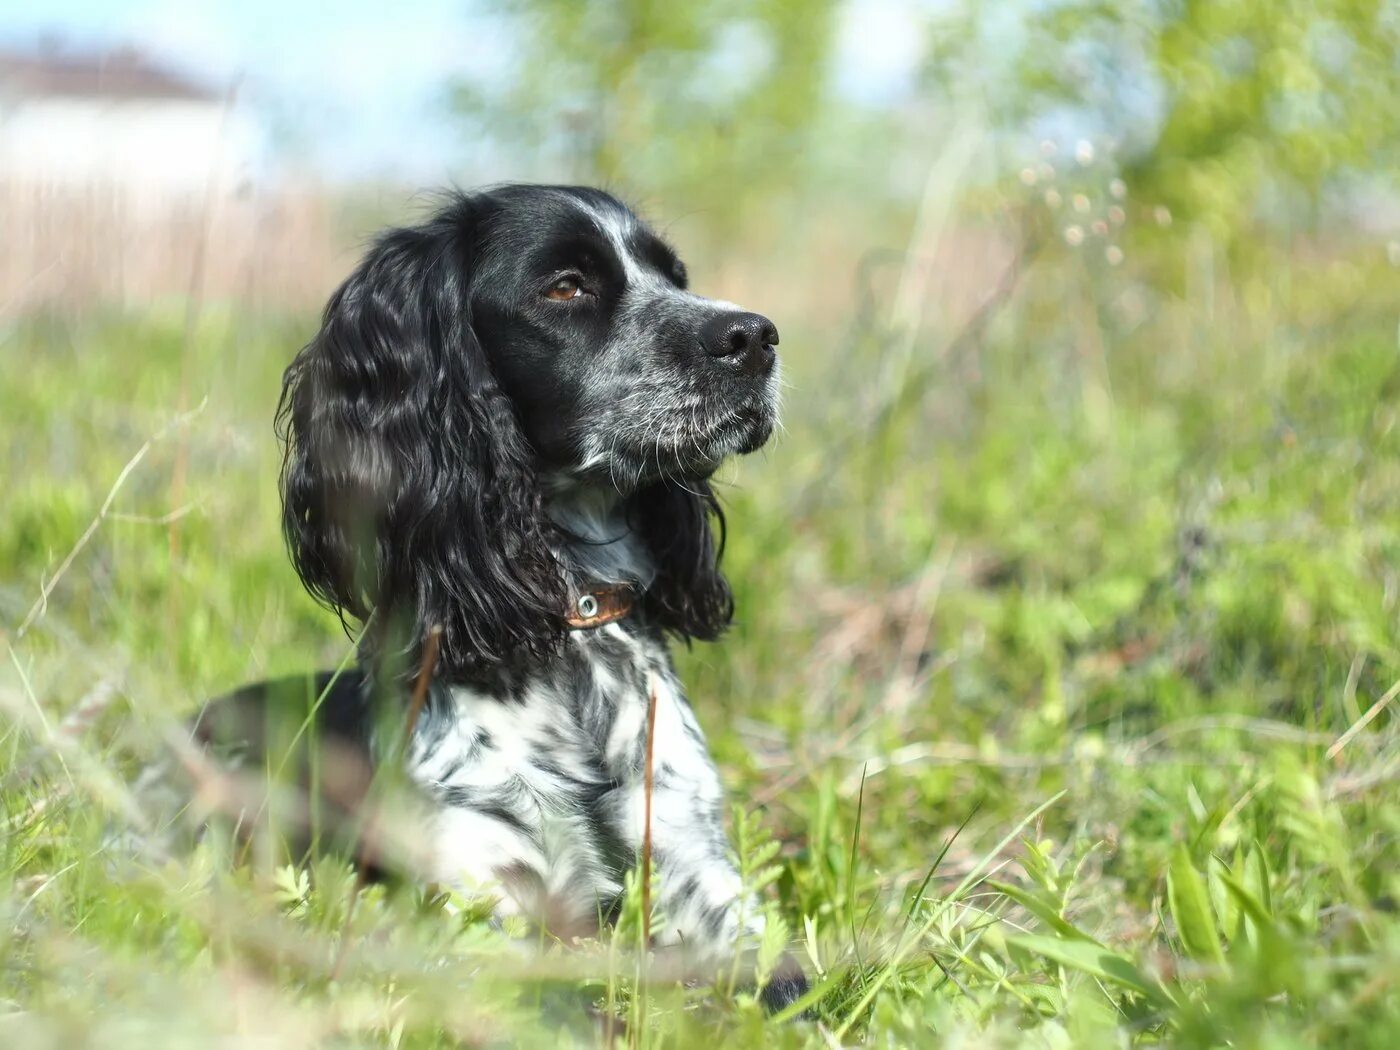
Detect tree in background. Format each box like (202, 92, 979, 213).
(453, 0, 839, 237)
(926, 0, 1400, 256)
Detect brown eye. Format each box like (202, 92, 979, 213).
(545, 276, 583, 301)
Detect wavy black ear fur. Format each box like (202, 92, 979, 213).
(633, 479, 734, 642)
(277, 196, 566, 684)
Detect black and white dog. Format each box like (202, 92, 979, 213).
(197, 184, 805, 1010)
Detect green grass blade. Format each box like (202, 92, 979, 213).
(1009, 934, 1174, 1008)
(1167, 843, 1224, 966)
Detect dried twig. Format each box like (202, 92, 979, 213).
(1130, 715, 1334, 756)
(1327, 678, 1400, 761)
(641, 684, 659, 943)
(403, 626, 445, 746)
(110, 503, 201, 526)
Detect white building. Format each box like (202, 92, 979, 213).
(0, 46, 262, 207)
(0, 46, 341, 308)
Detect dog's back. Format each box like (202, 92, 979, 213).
(187, 670, 393, 874)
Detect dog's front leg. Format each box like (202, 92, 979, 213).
(607, 673, 809, 1012)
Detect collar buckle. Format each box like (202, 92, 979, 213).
(565, 583, 636, 630)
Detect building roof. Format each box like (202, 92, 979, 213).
(0, 46, 217, 102)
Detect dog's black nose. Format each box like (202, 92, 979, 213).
(700, 311, 778, 377)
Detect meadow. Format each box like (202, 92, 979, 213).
(3, 177, 1400, 1048)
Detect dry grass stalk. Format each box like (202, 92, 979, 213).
(0, 177, 345, 311)
(641, 684, 659, 943)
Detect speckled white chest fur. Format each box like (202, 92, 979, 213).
(405, 621, 756, 956)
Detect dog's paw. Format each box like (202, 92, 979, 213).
(759, 958, 812, 1018)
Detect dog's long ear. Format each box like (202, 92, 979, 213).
(634, 479, 734, 642)
(277, 198, 565, 682)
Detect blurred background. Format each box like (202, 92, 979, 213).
(4, 1, 1400, 1044)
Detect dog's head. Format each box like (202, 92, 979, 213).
(279, 185, 780, 682)
(471, 185, 780, 484)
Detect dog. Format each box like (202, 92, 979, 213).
(194, 184, 807, 1012)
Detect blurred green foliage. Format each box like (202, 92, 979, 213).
(454, 0, 840, 233)
(927, 0, 1400, 252)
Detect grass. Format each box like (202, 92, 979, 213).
(3, 210, 1400, 1047)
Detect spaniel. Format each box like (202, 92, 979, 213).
(196, 184, 806, 1012)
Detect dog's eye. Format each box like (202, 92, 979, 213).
(545, 276, 584, 301)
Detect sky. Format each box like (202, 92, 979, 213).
(0, 0, 930, 183)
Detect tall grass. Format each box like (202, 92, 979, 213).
(3, 171, 1400, 1046)
(0, 178, 351, 313)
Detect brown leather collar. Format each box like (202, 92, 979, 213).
(564, 583, 637, 630)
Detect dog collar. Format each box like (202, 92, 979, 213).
(565, 583, 637, 629)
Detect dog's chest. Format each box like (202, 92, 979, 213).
(410, 625, 668, 782)
(404, 625, 681, 902)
